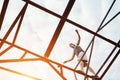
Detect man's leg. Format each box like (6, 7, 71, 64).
(88, 66, 96, 75)
(80, 61, 84, 72)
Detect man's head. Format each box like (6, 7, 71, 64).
(69, 43, 75, 48)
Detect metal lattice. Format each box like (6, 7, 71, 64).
(0, 0, 120, 80)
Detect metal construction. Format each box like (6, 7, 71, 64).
(0, 0, 120, 80)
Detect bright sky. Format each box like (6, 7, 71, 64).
(0, 0, 120, 80)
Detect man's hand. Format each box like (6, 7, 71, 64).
(75, 29, 78, 32)
(63, 61, 68, 64)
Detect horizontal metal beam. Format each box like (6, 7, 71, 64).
(22, 0, 120, 48)
(0, 58, 93, 78)
(44, 0, 75, 57)
(0, 39, 93, 78)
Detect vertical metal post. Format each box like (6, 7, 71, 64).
(44, 0, 76, 57)
(0, 0, 9, 30)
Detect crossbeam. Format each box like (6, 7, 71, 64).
(0, 39, 94, 79)
(22, 0, 120, 48)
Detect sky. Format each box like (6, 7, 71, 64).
(0, 0, 120, 80)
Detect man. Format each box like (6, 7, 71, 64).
(63, 29, 95, 75)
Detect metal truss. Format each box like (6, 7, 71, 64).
(0, 0, 120, 80)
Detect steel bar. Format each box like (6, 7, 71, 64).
(74, 37, 94, 70)
(12, 3, 28, 44)
(74, 1, 117, 79)
(44, 0, 76, 57)
(47, 62, 67, 80)
(0, 0, 9, 30)
(22, 0, 120, 48)
(97, 0, 116, 31)
(0, 38, 93, 78)
(84, 39, 95, 80)
(20, 51, 27, 59)
(0, 58, 93, 79)
(0, 3, 28, 50)
(99, 11, 120, 31)
(100, 49, 120, 79)
(0, 0, 119, 80)
(96, 40, 120, 76)
(0, 66, 41, 80)
(0, 45, 12, 55)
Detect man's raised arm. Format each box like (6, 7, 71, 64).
(75, 29, 81, 45)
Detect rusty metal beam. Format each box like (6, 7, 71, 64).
(0, 0, 9, 30)
(0, 66, 41, 80)
(0, 3, 28, 54)
(44, 0, 76, 57)
(22, 0, 120, 48)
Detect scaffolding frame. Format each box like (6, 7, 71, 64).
(0, 0, 120, 80)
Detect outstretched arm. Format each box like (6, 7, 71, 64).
(63, 53, 75, 64)
(75, 29, 81, 45)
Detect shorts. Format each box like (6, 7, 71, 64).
(81, 60, 88, 67)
